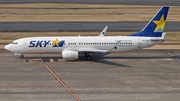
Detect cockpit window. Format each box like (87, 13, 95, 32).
(11, 42, 18, 44)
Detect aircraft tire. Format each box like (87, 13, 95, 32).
(86, 55, 91, 60)
(20, 55, 24, 59)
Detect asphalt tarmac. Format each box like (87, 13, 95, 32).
(0, 22, 179, 32)
(0, 0, 179, 6)
(0, 49, 180, 101)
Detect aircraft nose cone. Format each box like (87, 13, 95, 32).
(4, 44, 11, 51)
(4, 45, 8, 50)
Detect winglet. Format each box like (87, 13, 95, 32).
(99, 26, 108, 36)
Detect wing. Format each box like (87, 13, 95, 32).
(78, 49, 109, 53)
(78, 40, 120, 53)
(63, 40, 120, 54)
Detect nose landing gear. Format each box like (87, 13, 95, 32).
(14, 53, 25, 59)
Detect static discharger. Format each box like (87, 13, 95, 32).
(27, 59, 81, 101)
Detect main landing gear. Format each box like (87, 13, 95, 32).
(85, 53, 91, 60)
(20, 55, 24, 59)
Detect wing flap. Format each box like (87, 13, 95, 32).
(78, 49, 109, 53)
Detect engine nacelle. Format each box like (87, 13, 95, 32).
(14, 53, 22, 56)
(62, 50, 79, 59)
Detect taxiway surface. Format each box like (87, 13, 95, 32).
(0, 22, 179, 32)
(0, 49, 180, 101)
(0, 0, 179, 6)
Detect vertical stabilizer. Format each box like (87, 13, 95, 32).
(129, 6, 169, 37)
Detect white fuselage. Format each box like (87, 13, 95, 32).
(5, 36, 163, 54)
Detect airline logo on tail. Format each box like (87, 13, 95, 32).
(129, 6, 169, 37)
(153, 14, 166, 32)
(143, 6, 169, 33)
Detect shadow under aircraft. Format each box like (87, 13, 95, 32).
(24, 51, 180, 68)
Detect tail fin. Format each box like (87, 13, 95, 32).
(129, 6, 169, 37)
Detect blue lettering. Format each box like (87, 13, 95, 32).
(29, 41, 36, 47)
(44, 41, 50, 47)
(35, 41, 43, 47)
(29, 40, 64, 48)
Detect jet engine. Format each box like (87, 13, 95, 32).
(62, 50, 78, 59)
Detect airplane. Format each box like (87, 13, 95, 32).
(4, 6, 169, 60)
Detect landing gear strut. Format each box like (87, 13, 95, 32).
(20, 55, 24, 59)
(85, 53, 91, 60)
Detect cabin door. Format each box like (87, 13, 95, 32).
(23, 39, 28, 49)
(137, 39, 141, 48)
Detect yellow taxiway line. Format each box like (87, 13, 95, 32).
(27, 59, 81, 101)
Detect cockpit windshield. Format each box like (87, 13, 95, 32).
(10, 42, 18, 44)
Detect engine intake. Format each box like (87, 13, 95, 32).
(62, 50, 78, 59)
